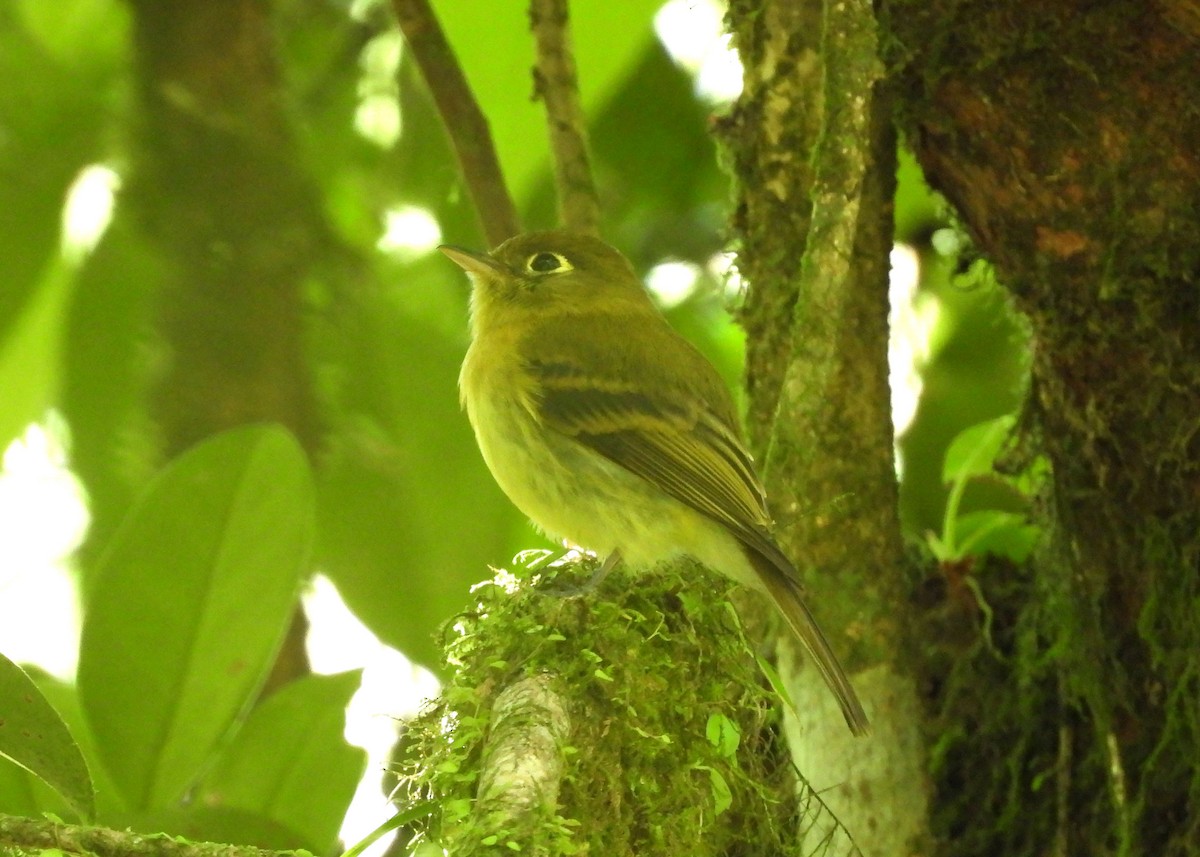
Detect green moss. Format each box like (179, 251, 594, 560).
(393, 555, 858, 856)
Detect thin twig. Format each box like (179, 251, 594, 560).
(529, 0, 600, 236)
(391, 0, 521, 246)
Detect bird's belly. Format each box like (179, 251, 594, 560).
(468, 391, 713, 568)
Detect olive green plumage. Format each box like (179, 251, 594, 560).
(443, 229, 869, 736)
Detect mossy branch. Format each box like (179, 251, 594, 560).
(393, 558, 862, 855)
(0, 814, 299, 857)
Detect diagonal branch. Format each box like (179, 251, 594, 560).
(529, 0, 600, 236)
(391, 0, 521, 246)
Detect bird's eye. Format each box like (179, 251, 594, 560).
(527, 251, 572, 273)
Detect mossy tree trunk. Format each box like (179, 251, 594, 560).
(721, 1, 929, 854)
(724, 0, 1200, 853)
(881, 1, 1200, 854)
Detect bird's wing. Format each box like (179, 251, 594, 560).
(525, 320, 872, 736)
(524, 324, 788, 568)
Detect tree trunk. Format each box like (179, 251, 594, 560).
(721, 1, 930, 854)
(885, 1, 1200, 853)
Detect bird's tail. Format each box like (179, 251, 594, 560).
(748, 550, 871, 737)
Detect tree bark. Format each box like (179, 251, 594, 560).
(721, 1, 928, 854)
(886, 1, 1200, 853)
(128, 0, 327, 457)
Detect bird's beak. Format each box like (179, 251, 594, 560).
(438, 245, 506, 278)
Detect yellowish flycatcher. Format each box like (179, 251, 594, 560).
(442, 230, 870, 736)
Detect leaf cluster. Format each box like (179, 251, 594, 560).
(1, 427, 364, 853)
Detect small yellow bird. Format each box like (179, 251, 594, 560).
(441, 230, 870, 736)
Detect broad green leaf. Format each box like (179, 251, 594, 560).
(78, 425, 315, 810)
(578, 42, 727, 256)
(942, 415, 1016, 485)
(0, 1, 115, 450)
(62, 219, 163, 578)
(0, 652, 94, 820)
(0, 1, 114, 355)
(195, 671, 368, 853)
(35, 674, 126, 819)
(0, 755, 40, 817)
(0, 674, 124, 820)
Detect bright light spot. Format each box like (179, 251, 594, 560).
(348, 0, 386, 23)
(888, 243, 939, 444)
(355, 31, 404, 148)
(304, 575, 440, 857)
(646, 260, 701, 308)
(355, 95, 402, 149)
(695, 40, 743, 102)
(0, 416, 88, 680)
(61, 164, 121, 264)
(707, 251, 744, 300)
(654, 0, 743, 103)
(376, 206, 442, 258)
(930, 227, 963, 257)
(655, 0, 722, 66)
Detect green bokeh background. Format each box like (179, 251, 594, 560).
(0, 0, 1028, 848)
(0, 0, 1031, 707)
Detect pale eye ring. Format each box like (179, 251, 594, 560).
(527, 251, 572, 273)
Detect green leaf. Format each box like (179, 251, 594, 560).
(954, 510, 1040, 563)
(699, 766, 732, 816)
(941, 415, 1016, 485)
(109, 806, 309, 850)
(704, 713, 740, 759)
(0, 755, 40, 817)
(61, 219, 162, 576)
(33, 674, 126, 819)
(339, 801, 438, 857)
(78, 425, 315, 810)
(0, 651, 94, 820)
(195, 671, 368, 853)
(0, 0, 121, 441)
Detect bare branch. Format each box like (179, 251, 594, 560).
(391, 0, 521, 246)
(529, 0, 600, 236)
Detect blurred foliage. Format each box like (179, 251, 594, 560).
(925, 414, 1041, 565)
(0, 0, 1032, 850)
(0, 652, 94, 820)
(892, 148, 1031, 545)
(1, 426, 363, 850)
